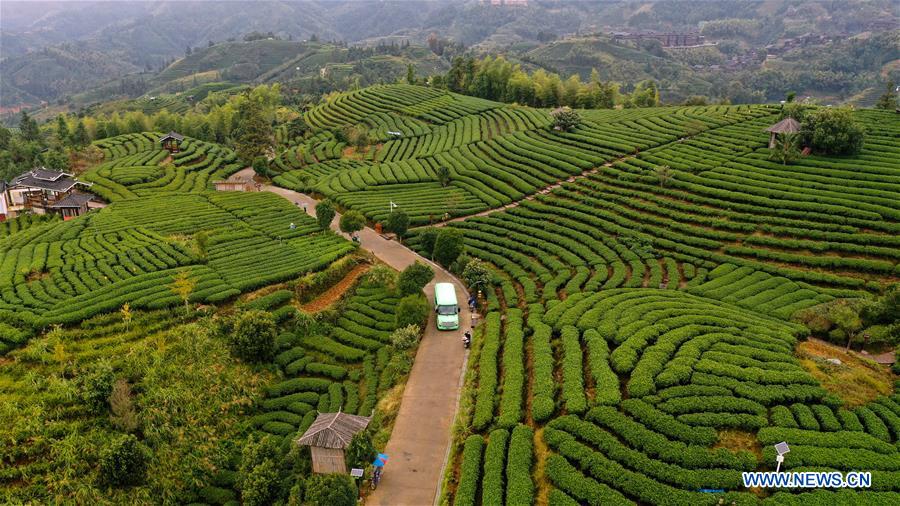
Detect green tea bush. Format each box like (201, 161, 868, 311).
(98, 434, 149, 487)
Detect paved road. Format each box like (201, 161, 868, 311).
(250, 176, 471, 505)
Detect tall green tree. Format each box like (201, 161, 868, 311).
(436, 166, 452, 187)
(875, 80, 897, 110)
(234, 98, 273, 165)
(339, 210, 366, 235)
(71, 121, 90, 148)
(0, 125, 11, 150)
(315, 200, 336, 230)
(397, 261, 434, 296)
(56, 115, 70, 145)
(433, 228, 465, 267)
(19, 111, 41, 143)
(41, 150, 69, 171)
(385, 210, 410, 239)
(629, 80, 659, 108)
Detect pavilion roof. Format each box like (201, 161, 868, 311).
(296, 412, 371, 449)
(158, 131, 185, 142)
(48, 192, 94, 208)
(765, 117, 801, 134)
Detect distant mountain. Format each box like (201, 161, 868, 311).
(2, 0, 897, 113)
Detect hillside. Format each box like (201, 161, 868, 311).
(0, 79, 898, 504)
(276, 85, 899, 293)
(3, 1, 898, 115)
(268, 84, 900, 505)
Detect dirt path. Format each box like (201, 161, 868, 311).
(251, 176, 471, 506)
(422, 155, 629, 228)
(300, 264, 370, 312)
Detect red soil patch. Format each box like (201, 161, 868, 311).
(300, 264, 370, 312)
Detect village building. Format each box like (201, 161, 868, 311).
(212, 177, 255, 192)
(296, 411, 371, 474)
(158, 131, 185, 153)
(2, 168, 93, 219)
(47, 193, 96, 220)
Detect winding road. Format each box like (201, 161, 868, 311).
(235, 169, 471, 505)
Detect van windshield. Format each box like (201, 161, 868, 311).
(437, 305, 457, 315)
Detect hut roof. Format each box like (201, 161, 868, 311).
(765, 117, 801, 134)
(158, 131, 185, 142)
(48, 192, 94, 208)
(296, 412, 371, 449)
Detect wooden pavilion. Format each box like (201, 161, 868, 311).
(765, 117, 801, 148)
(47, 192, 95, 220)
(158, 131, 185, 153)
(296, 411, 371, 474)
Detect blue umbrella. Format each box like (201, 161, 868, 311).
(373, 453, 389, 468)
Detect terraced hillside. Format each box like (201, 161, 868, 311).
(0, 261, 421, 503)
(274, 84, 775, 225)
(0, 134, 355, 354)
(82, 132, 245, 201)
(268, 85, 899, 504)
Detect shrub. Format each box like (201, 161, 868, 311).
(462, 259, 492, 295)
(339, 210, 366, 235)
(252, 156, 269, 178)
(481, 429, 509, 505)
(304, 473, 357, 506)
(243, 289, 293, 311)
(385, 210, 410, 238)
(506, 424, 534, 506)
(225, 310, 277, 362)
(109, 379, 139, 433)
(551, 106, 581, 132)
(473, 313, 502, 430)
(560, 326, 587, 414)
(454, 435, 484, 506)
(498, 309, 525, 428)
(390, 324, 421, 351)
(433, 228, 465, 267)
(397, 261, 434, 296)
(315, 200, 336, 230)
(98, 434, 149, 487)
(241, 459, 280, 506)
(345, 431, 376, 471)
(79, 361, 115, 414)
(437, 165, 452, 187)
(395, 294, 429, 329)
(417, 227, 440, 259)
(361, 264, 397, 289)
(801, 107, 865, 155)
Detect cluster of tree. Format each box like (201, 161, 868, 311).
(233, 432, 360, 506)
(243, 31, 279, 42)
(0, 111, 92, 182)
(795, 284, 900, 351)
(434, 55, 662, 109)
(0, 83, 291, 184)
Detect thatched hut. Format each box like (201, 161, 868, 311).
(296, 412, 371, 474)
(765, 117, 801, 148)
